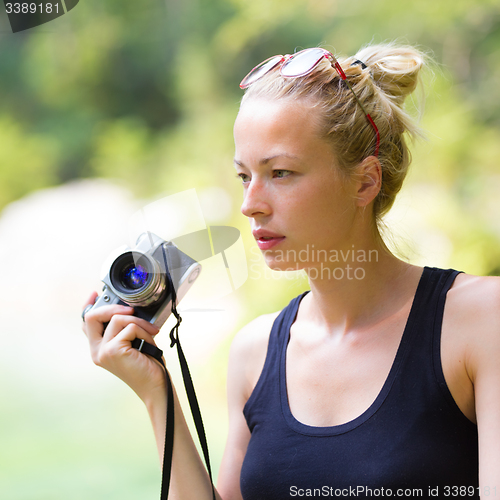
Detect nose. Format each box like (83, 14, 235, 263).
(240, 179, 272, 219)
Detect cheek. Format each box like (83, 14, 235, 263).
(301, 180, 351, 217)
(293, 185, 356, 242)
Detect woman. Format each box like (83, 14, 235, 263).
(83, 43, 500, 499)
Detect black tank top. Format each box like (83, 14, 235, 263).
(240, 267, 479, 499)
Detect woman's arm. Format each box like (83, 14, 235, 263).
(467, 278, 500, 497)
(83, 289, 276, 500)
(217, 313, 279, 500)
(82, 292, 222, 500)
(143, 373, 222, 499)
(453, 277, 500, 497)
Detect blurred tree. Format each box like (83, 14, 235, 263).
(0, 0, 498, 265)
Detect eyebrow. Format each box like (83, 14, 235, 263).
(233, 153, 300, 168)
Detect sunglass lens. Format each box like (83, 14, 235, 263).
(281, 48, 326, 78)
(240, 55, 284, 88)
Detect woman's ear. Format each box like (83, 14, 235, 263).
(354, 156, 382, 207)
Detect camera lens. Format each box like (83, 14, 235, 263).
(121, 264, 148, 290)
(109, 251, 167, 306)
(111, 252, 152, 293)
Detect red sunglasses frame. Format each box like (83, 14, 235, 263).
(240, 48, 380, 158)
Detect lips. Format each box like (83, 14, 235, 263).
(253, 229, 286, 250)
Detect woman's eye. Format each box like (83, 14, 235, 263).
(273, 170, 292, 178)
(237, 173, 250, 183)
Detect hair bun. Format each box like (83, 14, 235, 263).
(355, 44, 426, 103)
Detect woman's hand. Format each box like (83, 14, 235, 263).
(82, 291, 167, 402)
(82, 293, 228, 499)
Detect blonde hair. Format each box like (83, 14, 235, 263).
(241, 43, 427, 223)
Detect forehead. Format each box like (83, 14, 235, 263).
(233, 98, 330, 162)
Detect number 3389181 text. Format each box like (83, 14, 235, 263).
(5, 3, 60, 14)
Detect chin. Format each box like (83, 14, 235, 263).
(262, 253, 305, 273)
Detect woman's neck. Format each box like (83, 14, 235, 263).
(302, 234, 422, 336)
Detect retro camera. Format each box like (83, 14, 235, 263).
(86, 232, 201, 328)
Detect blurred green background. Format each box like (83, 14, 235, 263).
(0, 0, 499, 498)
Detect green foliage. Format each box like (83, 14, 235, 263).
(0, 0, 499, 286)
(0, 4, 499, 292)
(0, 116, 59, 207)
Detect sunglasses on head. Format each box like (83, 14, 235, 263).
(240, 48, 380, 158)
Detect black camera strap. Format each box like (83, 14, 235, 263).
(132, 244, 215, 500)
(131, 337, 176, 494)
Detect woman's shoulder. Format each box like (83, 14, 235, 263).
(230, 311, 281, 365)
(447, 272, 500, 365)
(449, 272, 500, 319)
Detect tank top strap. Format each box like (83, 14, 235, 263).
(274, 291, 309, 347)
(243, 291, 309, 423)
(413, 266, 461, 317)
(430, 267, 464, 407)
(399, 266, 462, 355)
(392, 266, 464, 409)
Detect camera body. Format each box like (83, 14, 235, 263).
(90, 232, 201, 328)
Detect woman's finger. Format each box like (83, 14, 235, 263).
(80, 291, 99, 326)
(111, 322, 160, 351)
(93, 322, 167, 400)
(97, 322, 164, 373)
(103, 314, 160, 343)
(83, 304, 135, 342)
(82, 291, 98, 311)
